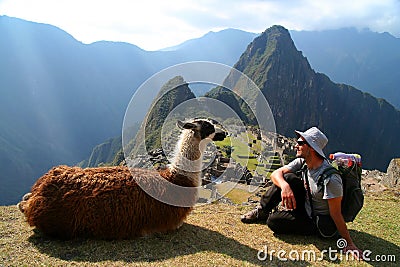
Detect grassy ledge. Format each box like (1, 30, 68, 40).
(1, 191, 399, 266)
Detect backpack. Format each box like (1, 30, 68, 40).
(317, 153, 364, 222)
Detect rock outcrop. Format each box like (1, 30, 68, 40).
(384, 158, 400, 188)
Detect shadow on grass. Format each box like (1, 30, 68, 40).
(274, 230, 399, 266)
(349, 230, 399, 266)
(28, 223, 282, 266)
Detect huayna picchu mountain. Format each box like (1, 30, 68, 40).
(225, 25, 400, 171)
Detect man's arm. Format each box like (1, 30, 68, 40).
(328, 197, 363, 259)
(270, 167, 297, 210)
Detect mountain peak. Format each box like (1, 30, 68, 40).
(261, 25, 291, 38)
(242, 25, 294, 56)
(232, 25, 314, 91)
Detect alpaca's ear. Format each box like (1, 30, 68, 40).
(177, 120, 197, 130)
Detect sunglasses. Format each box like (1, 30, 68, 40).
(297, 140, 308, 146)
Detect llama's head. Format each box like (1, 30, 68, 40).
(177, 118, 227, 142)
(172, 119, 227, 173)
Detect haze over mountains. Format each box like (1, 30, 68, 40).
(1, 15, 399, 204)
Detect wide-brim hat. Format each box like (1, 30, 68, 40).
(295, 127, 328, 159)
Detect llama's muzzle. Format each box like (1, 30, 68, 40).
(213, 128, 227, 141)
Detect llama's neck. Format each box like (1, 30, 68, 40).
(170, 131, 207, 184)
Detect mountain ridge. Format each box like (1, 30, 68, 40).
(1, 16, 399, 204)
(290, 27, 400, 109)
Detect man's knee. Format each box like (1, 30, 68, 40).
(283, 173, 302, 185)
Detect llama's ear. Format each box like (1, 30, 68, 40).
(177, 120, 196, 130)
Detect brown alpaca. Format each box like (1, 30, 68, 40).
(18, 119, 227, 239)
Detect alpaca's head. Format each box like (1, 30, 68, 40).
(172, 118, 227, 173)
(177, 118, 227, 143)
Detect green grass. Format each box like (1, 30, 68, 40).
(215, 183, 257, 204)
(1, 190, 399, 266)
(223, 189, 253, 204)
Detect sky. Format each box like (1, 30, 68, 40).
(1, 0, 399, 51)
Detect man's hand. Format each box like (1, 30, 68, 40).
(281, 183, 296, 210)
(270, 166, 297, 210)
(343, 243, 364, 261)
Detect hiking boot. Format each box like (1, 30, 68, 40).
(241, 205, 269, 224)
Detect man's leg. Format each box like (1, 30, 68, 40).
(265, 173, 317, 234)
(241, 173, 305, 223)
(240, 184, 279, 223)
(266, 210, 317, 235)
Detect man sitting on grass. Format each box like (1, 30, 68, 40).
(241, 127, 363, 259)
